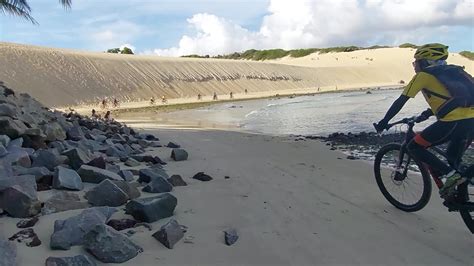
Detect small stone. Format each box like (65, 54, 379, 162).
(171, 148, 188, 161)
(347, 155, 357, 160)
(224, 229, 239, 246)
(166, 142, 180, 148)
(105, 164, 120, 174)
(16, 217, 39, 228)
(192, 172, 213, 182)
(9, 228, 42, 247)
(152, 219, 184, 249)
(45, 255, 97, 266)
(167, 175, 187, 186)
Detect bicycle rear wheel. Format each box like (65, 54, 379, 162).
(374, 143, 432, 212)
(457, 166, 474, 233)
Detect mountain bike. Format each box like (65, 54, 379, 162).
(373, 116, 474, 233)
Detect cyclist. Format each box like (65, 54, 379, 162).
(375, 43, 474, 199)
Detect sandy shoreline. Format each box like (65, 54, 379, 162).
(2, 128, 472, 265)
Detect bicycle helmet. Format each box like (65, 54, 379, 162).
(414, 43, 449, 60)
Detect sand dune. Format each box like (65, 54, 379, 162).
(0, 43, 471, 108)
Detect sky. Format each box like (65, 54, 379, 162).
(0, 0, 473, 56)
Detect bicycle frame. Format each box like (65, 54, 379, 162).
(391, 119, 467, 190)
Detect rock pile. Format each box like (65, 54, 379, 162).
(0, 84, 197, 264)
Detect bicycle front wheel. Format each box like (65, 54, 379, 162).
(457, 166, 474, 233)
(374, 143, 432, 212)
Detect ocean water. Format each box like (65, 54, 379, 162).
(239, 89, 433, 136)
(125, 89, 434, 137)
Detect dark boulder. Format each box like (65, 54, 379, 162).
(84, 224, 142, 263)
(125, 193, 177, 223)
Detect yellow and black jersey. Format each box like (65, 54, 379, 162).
(402, 72, 474, 121)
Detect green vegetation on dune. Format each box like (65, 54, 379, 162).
(398, 43, 418, 48)
(181, 45, 397, 61)
(459, 51, 474, 61)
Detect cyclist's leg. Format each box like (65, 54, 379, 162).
(407, 120, 458, 175)
(446, 118, 474, 169)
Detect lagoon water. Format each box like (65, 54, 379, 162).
(124, 89, 434, 136)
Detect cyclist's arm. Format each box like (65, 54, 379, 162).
(382, 74, 426, 122)
(380, 95, 410, 123)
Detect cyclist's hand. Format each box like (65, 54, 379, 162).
(374, 119, 388, 133)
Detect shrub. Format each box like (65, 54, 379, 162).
(459, 51, 474, 61)
(107, 48, 120, 53)
(399, 43, 418, 49)
(121, 47, 134, 54)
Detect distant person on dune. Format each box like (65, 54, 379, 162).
(161, 95, 168, 104)
(213, 92, 218, 100)
(375, 43, 474, 200)
(113, 98, 119, 108)
(104, 111, 112, 121)
(150, 97, 155, 105)
(230, 92, 233, 99)
(101, 98, 107, 109)
(197, 93, 202, 100)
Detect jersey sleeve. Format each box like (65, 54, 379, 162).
(402, 73, 424, 98)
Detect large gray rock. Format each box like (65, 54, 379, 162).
(105, 164, 120, 174)
(4, 146, 31, 168)
(32, 149, 63, 170)
(0, 143, 7, 157)
(124, 158, 140, 167)
(105, 146, 127, 159)
(118, 170, 134, 182)
(62, 148, 91, 170)
(171, 148, 188, 161)
(0, 135, 10, 147)
(42, 191, 89, 215)
(45, 255, 96, 266)
(42, 122, 67, 141)
(152, 219, 184, 249)
(86, 156, 106, 169)
(111, 180, 140, 199)
(84, 224, 142, 263)
(53, 166, 83, 191)
(50, 207, 116, 250)
(0, 117, 27, 139)
(85, 179, 129, 207)
(13, 166, 51, 181)
(138, 168, 169, 183)
(0, 238, 17, 266)
(0, 160, 13, 178)
(142, 176, 173, 193)
(0, 175, 41, 218)
(66, 125, 84, 141)
(0, 104, 16, 118)
(125, 193, 177, 223)
(77, 165, 122, 184)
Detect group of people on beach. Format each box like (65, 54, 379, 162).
(148, 89, 248, 106)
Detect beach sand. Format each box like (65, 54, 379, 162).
(2, 128, 472, 265)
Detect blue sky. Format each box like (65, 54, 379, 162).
(0, 0, 472, 56)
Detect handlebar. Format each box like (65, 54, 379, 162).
(373, 116, 420, 133)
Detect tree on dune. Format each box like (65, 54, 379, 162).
(0, 0, 71, 24)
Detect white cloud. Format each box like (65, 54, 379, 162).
(88, 21, 144, 51)
(152, 0, 473, 56)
